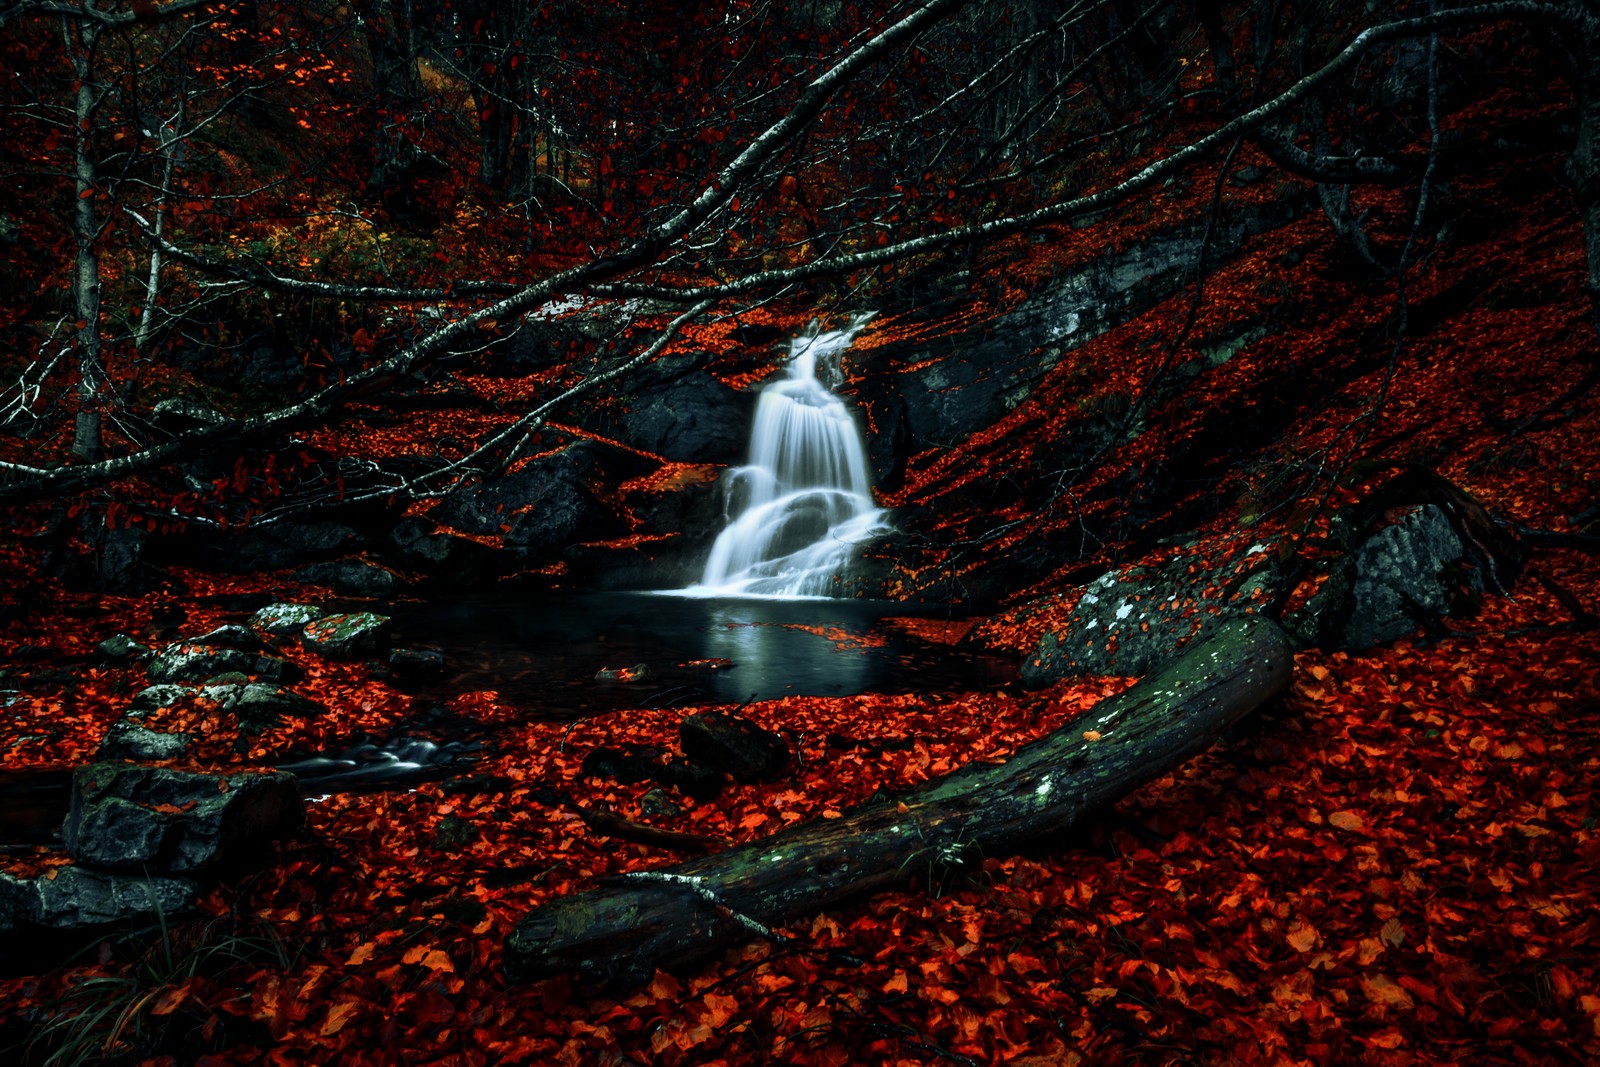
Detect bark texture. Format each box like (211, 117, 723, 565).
(503, 613, 1294, 986)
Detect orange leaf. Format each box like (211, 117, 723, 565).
(320, 999, 360, 1036)
(1328, 810, 1365, 831)
(345, 942, 376, 966)
(1360, 973, 1415, 1010)
(149, 984, 190, 1017)
(1286, 921, 1318, 953)
(881, 971, 908, 994)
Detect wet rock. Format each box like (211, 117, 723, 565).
(579, 744, 724, 800)
(192, 624, 262, 651)
(292, 558, 402, 597)
(250, 602, 325, 636)
(96, 633, 150, 661)
(657, 758, 723, 801)
(386, 518, 498, 581)
(431, 444, 621, 563)
(614, 357, 751, 463)
(129, 683, 195, 714)
(388, 647, 446, 681)
(146, 642, 297, 684)
(198, 682, 326, 733)
(64, 763, 304, 874)
(680, 710, 790, 784)
(1022, 539, 1285, 686)
(0, 866, 198, 933)
(301, 612, 391, 659)
(595, 663, 649, 683)
(433, 815, 481, 851)
(98, 716, 192, 763)
(581, 744, 666, 785)
(640, 787, 684, 819)
(440, 773, 515, 796)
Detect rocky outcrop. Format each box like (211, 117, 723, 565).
(291, 558, 401, 597)
(146, 641, 297, 684)
(0, 866, 199, 932)
(1022, 540, 1284, 686)
(613, 354, 751, 464)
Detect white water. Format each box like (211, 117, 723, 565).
(684, 320, 886, 598)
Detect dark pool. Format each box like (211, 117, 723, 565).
(393, 591, 1014, 720)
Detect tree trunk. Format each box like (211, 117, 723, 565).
(504, 614, 1294, 986)
(65, 18, 105, 463)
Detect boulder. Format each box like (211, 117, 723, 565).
(98, 716, 192, 763)
(146, 642, 296, 684)
(1022, 539, 1285, 686)
(0, 866, 198, 932)
(680, 710, 790, 784)
(386, 517, 499, 581)
(1291, 505, 1477, 651)
(249, 602, 324, 636)
(301, 612, 391, 659)
(197, 681, 326, 733)
(291, 558, 401, 597)
(63, 763, 304, 874)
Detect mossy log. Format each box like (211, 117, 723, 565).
(504, 614, 1293, 985)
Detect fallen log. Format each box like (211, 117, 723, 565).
(504, 614, 1293, 985)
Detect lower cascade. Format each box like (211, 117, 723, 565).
(687, 319, 887, 598)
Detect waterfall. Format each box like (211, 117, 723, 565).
(686, 319, 886, 598)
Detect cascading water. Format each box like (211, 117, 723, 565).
(686, 319, 886, 598)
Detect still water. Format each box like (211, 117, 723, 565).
(395, 591, 1012, 719)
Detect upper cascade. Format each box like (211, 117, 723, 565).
(685, 318, 886, 598)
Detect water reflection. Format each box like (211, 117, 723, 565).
(396, 592, 1007, 719)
